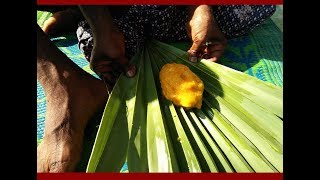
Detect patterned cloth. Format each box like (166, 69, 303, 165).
(76, 5, 276, 60)
(213, 5, 276, 38)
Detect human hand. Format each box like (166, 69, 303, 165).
(79, 6, 136, 91)
(89, 28, 136, 90)
(186, 5, 227, 63)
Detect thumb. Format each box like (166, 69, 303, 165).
(187, 38, 205, 63)
(117, 56, 136, 78)
(90, 53, 136, 78)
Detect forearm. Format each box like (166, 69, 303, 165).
(78, 6, 114, 40)
(187, 5, 213, 21)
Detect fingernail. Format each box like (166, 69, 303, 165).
(190, 56, 197, 63)
(126, 70, 134, 77)
(126, 65, 136, 77)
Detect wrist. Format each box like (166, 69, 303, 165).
(188, 5, 213, 27)
(79, 6, 114, 37)
(188, 5, 212, 17)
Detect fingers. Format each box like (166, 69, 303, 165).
(187, 38, 206, 63)
(90, 58, 112, 77)
(90, 55, 136, 90)
(206, 51, 224, 62)
(188, 39, 226, 63)
(201, 42, 226, 62)
(91, 57, 136, 78)
(117, 56, 136, 78)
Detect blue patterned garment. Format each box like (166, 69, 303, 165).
(76, 5, 275, 61)
(213, 5, 276, 38)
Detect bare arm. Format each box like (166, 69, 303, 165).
(186, 5, 227, 62)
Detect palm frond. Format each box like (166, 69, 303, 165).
(86, 39, 283, 173)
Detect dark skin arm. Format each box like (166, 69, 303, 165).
(79, 6, 136, 90)
(187, 5, 227, 62)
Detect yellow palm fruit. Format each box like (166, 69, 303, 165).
(159, 63, 204, 109)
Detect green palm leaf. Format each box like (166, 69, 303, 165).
(86, 39, 283, 173)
